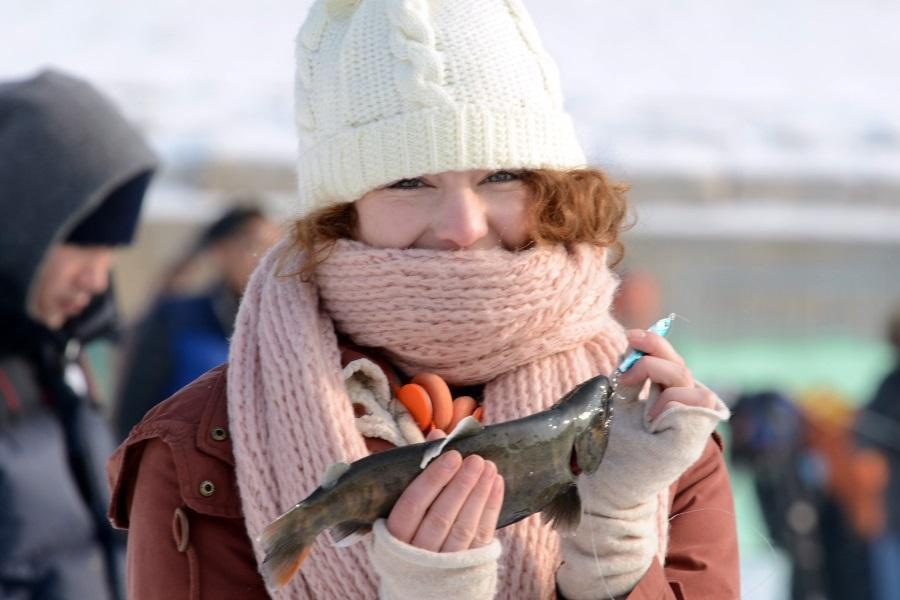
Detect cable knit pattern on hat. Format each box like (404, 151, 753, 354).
(292, 0, 586, 215)
(227, 239, 628, 598)
(386, 0, 451, 107)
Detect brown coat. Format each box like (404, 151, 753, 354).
(108, 365, 739, 599)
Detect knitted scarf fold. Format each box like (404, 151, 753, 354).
(228, 239, 627, 599)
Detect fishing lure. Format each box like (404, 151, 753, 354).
(616, 313, 676, 375)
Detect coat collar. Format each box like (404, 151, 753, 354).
(196, 364, 234, 466)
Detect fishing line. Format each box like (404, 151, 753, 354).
(583, 500, 618, 600)
(667, 507, 780, 600)
(574, 504, 779, 600)
(671, 313, 692, 325)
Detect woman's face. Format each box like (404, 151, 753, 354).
(354, 169, 531, 250)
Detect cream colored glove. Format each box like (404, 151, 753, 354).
(556, 384, 730, 600)
(368, 519, 501, 600)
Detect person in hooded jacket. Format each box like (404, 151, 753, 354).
(0, 69, 157, 600)
(858, 308, 900, 600)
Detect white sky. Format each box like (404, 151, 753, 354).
(3, 0, 900, 179)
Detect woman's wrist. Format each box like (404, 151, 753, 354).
(369, 519, 501, 600)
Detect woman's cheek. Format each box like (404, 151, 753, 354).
(361, 219, 421, 248)
(491, 192, 532, 249)
(357, 205, 427, 248)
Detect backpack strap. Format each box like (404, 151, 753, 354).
(0, 356, 46, 422)
(0, 365, 21, 413)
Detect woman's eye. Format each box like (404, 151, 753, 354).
(484, 171, 520, 183)
(388, 178, 426, 189)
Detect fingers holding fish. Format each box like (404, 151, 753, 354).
(388, 451, 463, 543)
(259, 374, 613, 589)
(411, 454, 487, 551)
(440, 460, 500, 552)
(472, 472, 504, 548)
(426, 428, 447, 442)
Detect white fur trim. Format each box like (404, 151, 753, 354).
(343, 357, 425, 447)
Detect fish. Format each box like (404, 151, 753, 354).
(258, 373, 614, 590)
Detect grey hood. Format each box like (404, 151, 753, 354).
(0, 69, 158, 322)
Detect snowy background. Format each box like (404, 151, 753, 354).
(4, 0, 900, 195)
(5, 4, 900, 597)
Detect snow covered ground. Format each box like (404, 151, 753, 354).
(4, 0, 899, 181)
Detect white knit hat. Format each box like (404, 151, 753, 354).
(294, 0, 586, 215)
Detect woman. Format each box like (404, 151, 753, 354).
(108, 1, 738, 598)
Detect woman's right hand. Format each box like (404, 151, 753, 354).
(386, 442, 504, 553)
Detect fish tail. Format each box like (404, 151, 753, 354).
(258, 506, 317, 590)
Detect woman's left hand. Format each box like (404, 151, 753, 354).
(615, 328, 719, 421)
(556, 327, 731, 600)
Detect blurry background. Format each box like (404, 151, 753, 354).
(4, 1, 900, 598)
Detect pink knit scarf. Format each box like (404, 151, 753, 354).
(228, 238, 627, 599)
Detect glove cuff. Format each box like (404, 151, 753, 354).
(369, 519, 501, 600)
(558, 496, 658, 599)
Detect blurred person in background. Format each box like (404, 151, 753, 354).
(114, 206, 279, 439)
(612, 268, 662, 329)
(800, 390, 884, 600)
(857, 307, 900, 600)
(730, 390, 830, 600)
(732, 385, 889, 600)
(0, 70, 156, 600)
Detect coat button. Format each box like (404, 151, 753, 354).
(172, 507, 190, 552)
(199, 480, 216, 497)
(211, 427, 228, 441)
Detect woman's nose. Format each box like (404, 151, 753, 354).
(433, 188, 489, 249)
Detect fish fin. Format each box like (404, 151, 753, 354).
(541, 485, 582, 534)
(330, 521, 373, 547)
(259, 508, 316, 591)
(419, 415, 485, 469)
(320, 461, 350, 490)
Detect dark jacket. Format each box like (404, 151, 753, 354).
(860, 362, 900, 533)
(109, 363, 740, 600)
(115, 285, 239, 440)
(0, 70, 156, 600)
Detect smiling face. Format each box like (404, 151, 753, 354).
(292, 167, 630, 280)
(354, 169, 533, 250)
(29, 244, 114, 329)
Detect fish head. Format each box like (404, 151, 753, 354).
(571, 374, 614, 475)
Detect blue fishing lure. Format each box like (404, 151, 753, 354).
(616, 313, 676, 374)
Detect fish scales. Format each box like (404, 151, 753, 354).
(259, 374, 613, 591)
